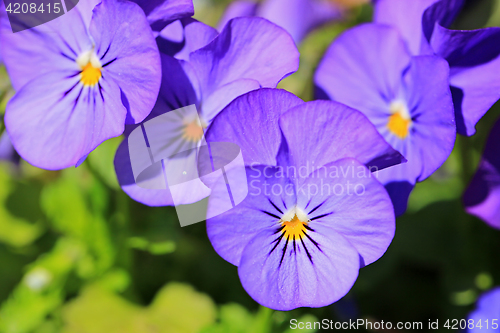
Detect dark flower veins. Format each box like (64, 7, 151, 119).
(263, 198, 332, 267)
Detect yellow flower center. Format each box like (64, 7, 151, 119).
(269, 206, 320, 265)
(80, 63, 102, 87)
(387, 101, 412, 139)
(77, 49, 102, 87)
(281, 214, 308, 240)
(182, 119, 205, 142)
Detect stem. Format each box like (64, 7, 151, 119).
(457, 135, 474, 263)
(457, 135, 474, 189)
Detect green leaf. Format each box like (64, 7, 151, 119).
(200, 303, 254, 333)
(128, 237, 176, 255)
(148, 283, 217, 333)
(0, 239, 82, 333)
(0, 166, 44, 247)
(41, 171, 115, 278)
(61, 283, 217, 333)
(87, 137, 122, 190)
(62, 286, 145, 333)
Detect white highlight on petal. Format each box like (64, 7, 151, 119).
(281, 206, 309, 222)
(76, 49, 102, 69)
(389, 100, 411, 120)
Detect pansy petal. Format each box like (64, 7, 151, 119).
(164, 150, 212, 205)
(5, 71, 125, 169)
(404, 56, 455, 182)
(468, 288, 500, 331)
(295, 158, 395, 265)
(218, 0, 258, 31)
(315, 24, 411, 122)
(374, 0, 438, 54)
(431, 25, 500, 136)
(187, 17, 299, 99)
(464, 119, 500, 229)
(90, 0, 161, 124)
(157, 18, 218, 61)
(176, 18, 219, 61)
(238, 224, 359, 310)
(278, 100, 404, 173)
(156, 20, 183, 58)
(257, 0, 341, 44)
(374, 0, 463, 55)
(207, 166, 297, 266)
(201, 79, 261, 122)
(181, 18, 218, 52)
(114, 139, 176, 206)
(159, 20, 184, 44)
(464, 161, 500, 229)
(205, 89, 304, 167)
(374, 164, 417, 217)
(421, 0, 464, 45)
(130, 0, 194, 32)
(147, 54, 198, 121)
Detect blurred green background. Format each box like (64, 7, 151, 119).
(1, 0, 500, 332)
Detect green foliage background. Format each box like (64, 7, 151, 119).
(0, 0, 500, 332)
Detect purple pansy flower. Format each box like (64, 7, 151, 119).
(114, 17, 300, 206)
(463, 119, 500, 229)
(218, 0, 342, 44)
(0, 0, 161, 170)
(204, 88, 402, 310)
(374, 0, 500, 136)
(467, 287, 500, 332)
(314, 24, 456, 215)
